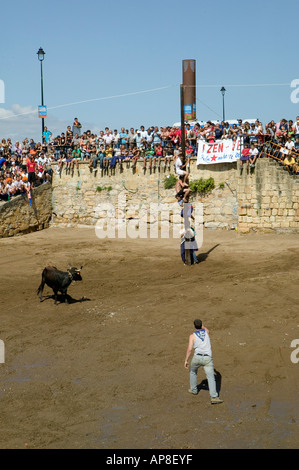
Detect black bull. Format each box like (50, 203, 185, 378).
(37, 266, 83, 304)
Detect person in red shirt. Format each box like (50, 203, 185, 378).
(170, 126, 181, 145)
(26, 155, 36, 188)
(240, 143, 250, 173)
(185, 140, 193, 171)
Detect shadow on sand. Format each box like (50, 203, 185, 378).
(196, 244, 220, 264)
(39, 294, 91, 305)
(196, 369, 222, 395)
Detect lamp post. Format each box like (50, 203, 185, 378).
(37, 47, 45, 142)
(220, 86, 226, 122)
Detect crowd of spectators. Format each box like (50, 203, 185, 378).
(0, 137, 52, 202)
(1, 115, 299, 202)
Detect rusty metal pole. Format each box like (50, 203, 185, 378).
(180, 84, 186, 162)
(182, 59, 196, 121)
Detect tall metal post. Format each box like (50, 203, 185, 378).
(40, 59, 44, 139)
(37, 47, 46, 142)
(182, 59, 196, 121)
(180, 84, 186, 162)
(221, 86, 226, 122)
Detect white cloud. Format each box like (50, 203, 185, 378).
(0, 104, 104, 144)
(0, 104, 70, 143)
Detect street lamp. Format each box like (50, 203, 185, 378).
(37, 47, 46, 141)
(220, 86, 226, 122)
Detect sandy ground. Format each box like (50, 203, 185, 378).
(0, 226, 298, 449)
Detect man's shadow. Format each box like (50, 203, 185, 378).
(196, 244, 219, 264)
(196, 369, 222, 395)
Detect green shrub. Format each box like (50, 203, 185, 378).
(189, 177, 215, 195)
(96, 185, 113, 192)
(218, 182, 225, 189)
(164, 174, 178, 190)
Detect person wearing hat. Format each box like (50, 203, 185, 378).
(135, 130, 143, 149)
(184, 319, 223, 404)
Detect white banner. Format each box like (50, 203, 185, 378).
(197, 138, 241, 164)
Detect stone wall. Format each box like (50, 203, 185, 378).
(2, 158, 298, 238)
(0, 183, 52, 238)
(237, 158, 299, 232)
(50, 159, 238, 232)
(50, 158, 299, 233)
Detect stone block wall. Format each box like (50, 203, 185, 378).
(237, 159, 299, 232)
(2, 157, 298, 238)
(50, 158, 299, 233)
(50, 159, 239, 232)
(0, 183, 52, 238)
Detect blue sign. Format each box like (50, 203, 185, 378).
(38, 105, 47, 118)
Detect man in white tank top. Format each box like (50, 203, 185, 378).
(184, 319, 223, 404)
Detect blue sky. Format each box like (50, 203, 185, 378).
(0, 0, 298, 143)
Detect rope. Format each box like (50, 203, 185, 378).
(122, 180, 138, 193)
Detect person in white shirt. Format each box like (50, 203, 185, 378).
(249, 143, 259, 168)
(293, 116, 299, 137)
(112, 130, 120, 149)
(135, 131, 144, 149)
(174, 150, 188, 183)
(285, 136, 295, 151)
(144, 129, 153, 145)
(139, 125, 148, 139)
(184, 319, 223, 404)
(103, 130, 114, 148)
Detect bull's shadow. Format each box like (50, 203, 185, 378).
(40, 294, 91, 305)
(196, 244, 220, 264)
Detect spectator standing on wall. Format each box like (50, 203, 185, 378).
(287, 120, 294, 140)
(65, 125, 73, 151)
(135, 131, 144, 149)
(214, 123, 223, 140)
(139, 125, 148, 140)
(240, 143, 250, 173)
(248, 123, 258, 145)
(103, 129, 114, 148)
(73, 117, 82, 136)
(293, 116, 299, 139)
(73, 133, 80, 147)
(152, 126, 161, 146)
(119, 127, 128, 148)
(27, 155, 36, 188)
(97, 130, 105, 148)
(42, 126, 52, 145)
(127, 127, 136, 147)
(249, 143, 259, 171)
(112, 129, 120, 149)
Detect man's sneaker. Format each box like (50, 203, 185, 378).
(211, 397, 224, 404)
(188, 389, 198, 395)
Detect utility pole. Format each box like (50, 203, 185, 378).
(180, 84, 186, 162)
